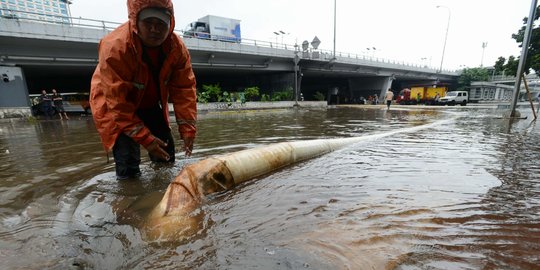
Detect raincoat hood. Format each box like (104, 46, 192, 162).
(127, 0, 175, 35)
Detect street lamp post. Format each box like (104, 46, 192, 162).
(273, 30, 289, 47)
(294, 43, 300, 106)
(273, 31, 279, 47)
(508, 0, 538, 118)
(366, 47, 376, 58)
(481, 42, 488, 67)
(279, 30, 289, 45)
(333, 0, 337, 59)
(437, 5, 451, 73)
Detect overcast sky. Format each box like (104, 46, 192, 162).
(70, 0, 535, 70)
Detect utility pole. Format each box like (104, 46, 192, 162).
(333, 0, 337, 59)
(294, 43, 300, 107)
(508, 0, 537, 118)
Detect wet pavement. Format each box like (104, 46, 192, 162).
(0, 105, 539, 269)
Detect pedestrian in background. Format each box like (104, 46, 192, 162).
(90, 0, 197, 180)
(51, 89, 69, 120)
(39, 89, 54, 119)
(385, 88, 394, 109)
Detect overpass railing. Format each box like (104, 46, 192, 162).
(1, 8, 454, 73)
(0, 8, 121, 31)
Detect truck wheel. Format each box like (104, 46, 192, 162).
(460, 100, 467, 106)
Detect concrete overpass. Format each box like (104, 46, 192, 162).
(0, 12, 459, 113)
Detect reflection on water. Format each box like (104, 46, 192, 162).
(0, 107, 539, 269)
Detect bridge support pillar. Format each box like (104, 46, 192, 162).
(348, 76, 394, 102)
(0, 66, 31, 118)
(379, 76, 394, 101)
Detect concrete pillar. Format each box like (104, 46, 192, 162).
(0, 66, 31, 118)
(348, 76, 394, 102)
(379, 76, 394, 102)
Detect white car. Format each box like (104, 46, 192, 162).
(439, 91, 468, 106)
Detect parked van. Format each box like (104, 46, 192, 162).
(439, 91, 468, 106)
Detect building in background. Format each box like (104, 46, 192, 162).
(0, 0, 72, 23)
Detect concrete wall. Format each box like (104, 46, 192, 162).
(173, 101, 327, 112)
(0, 66, 29, 107)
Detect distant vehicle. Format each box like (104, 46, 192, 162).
(396, 86, 447, 105)
(439, 91, 468, 106)
(30, 92, 90, 116)
(183, 15, 241, 42)
(396, 88, 412, 104)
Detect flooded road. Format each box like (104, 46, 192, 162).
(0, 106, 539, 269)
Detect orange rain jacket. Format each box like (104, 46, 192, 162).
(90, 0, 197, 151)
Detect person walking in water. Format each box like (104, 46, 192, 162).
(385, 88, 394, 109)
(51, 89, 69, 120)
(90, 0, 197, 180)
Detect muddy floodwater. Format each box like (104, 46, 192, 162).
(1, 106, 539, 269)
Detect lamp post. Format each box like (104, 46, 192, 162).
(508, 0, 538, 118)
(333, 0, 337, 59)
(366, 47, 376, 58)
(273, 31, 279, 47)
(279, 30, 289, 45)
(294, 43, 300, 106)
(273, 30, 289, 47)
(436, 5, 451, 73)
(481, 42, 488, 67)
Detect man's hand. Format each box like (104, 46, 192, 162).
(145, 137, 170, 161)
(182, 137, 194, 157)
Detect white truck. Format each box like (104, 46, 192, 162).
(184, 15, 241, 42)
(439, 91, 469, 106)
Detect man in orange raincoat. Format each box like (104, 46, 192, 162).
(90, 0, 197, 180)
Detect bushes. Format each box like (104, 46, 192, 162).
(201, 84, 222, 102)
(314, 91, 326, 101)
(244, 86, 260, 101)
(198, 84, 301, 103)
(270, 87, 293, 101)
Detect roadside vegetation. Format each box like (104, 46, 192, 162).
(491, 5, 540, 76)
(196, 84, 297, 104)
(456, 8, 540, 90)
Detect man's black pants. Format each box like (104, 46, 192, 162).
(112, 106, 175, 179)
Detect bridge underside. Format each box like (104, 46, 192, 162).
(13, 63, 448, 103)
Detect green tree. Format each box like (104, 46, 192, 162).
(504, 56, 519, 76)
(457, 67, 489, 91)
(500, 6, 540, 74)
(493, 57, 506, 75)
